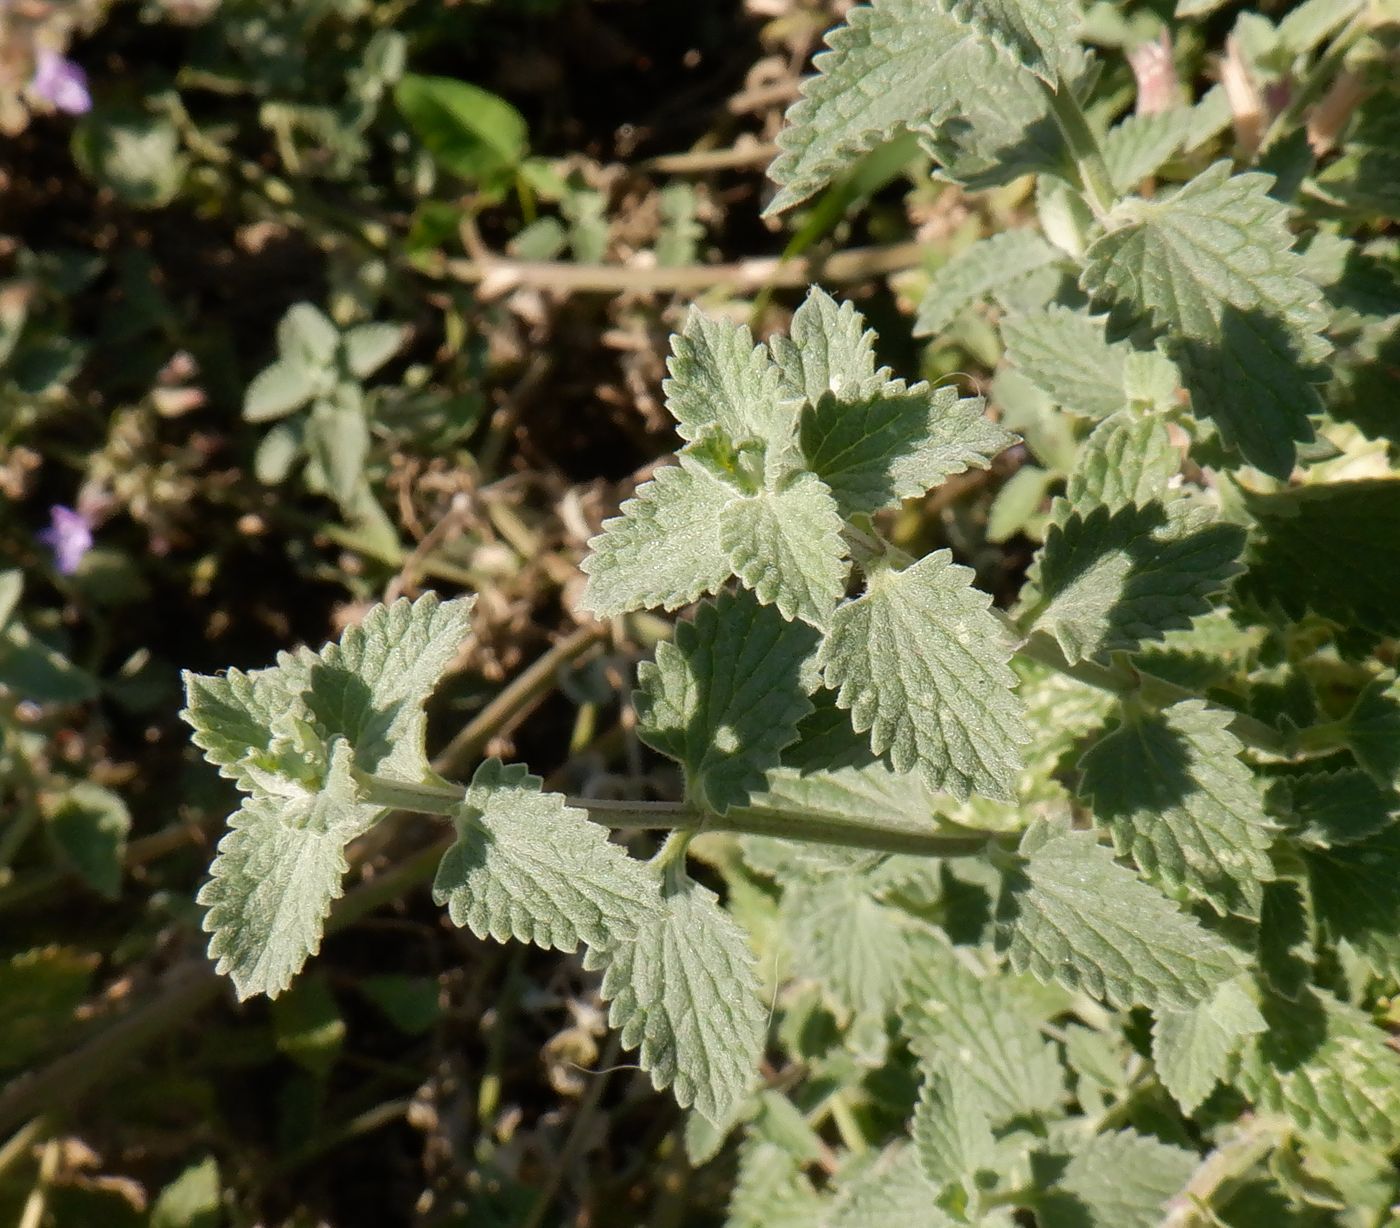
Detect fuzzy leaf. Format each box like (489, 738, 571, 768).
(1271, 769, 1398, 847)
(1058, 411, 1178, 519)
(637, 588, 818, 813)
(912, 1064, 997, 1193)
(182, 663, 309, 790)
(1238, 989, 1400, 1144)
(720, 475, 847, 629)
(1081, 163, 1330, 477)
(799, 385, 1013, 518)
(197, 741, 380, 1000)
(1101, 110, 1192, 193)
(771, 286, 887, 403)
(1035, 1130, 1195, 1228)
(277, 303, 339, 368)
(433, 759, 658, 951)
(45, 781, 131, 901)
(917, 231, 1062, 336)
(1236, 480, 1400, 640)
(343, 322, 404, 379)
(1152, 978, 1267, 1114)
(1078, 700, 1275, 917)
(1025, 500, 1244, 664)
(1001, 307, 1131, 419)
(243, 359, 317, 422)
(1305, 822, 1400, 981)
(589, 873, 765, 1125)
(819, 550, 1029, 801)
(581, 455, 736, 617)
(998, 821, 1244, 1010)
(825, 1145, 953, 1228)
(1344, 675, 1400, 789)
(942, 0, 1080, 82)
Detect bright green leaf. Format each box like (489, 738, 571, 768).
(917, 231, 1062, 336)
(1152, 978, 1267, 1113)
(1002, 306, 1131, 419)
(395, 73, 528, 183)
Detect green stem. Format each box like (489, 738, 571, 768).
(1160, 1117, 1287, 1227)
(353, 774, 1004, 859)
(1039, 79, 1117, 218)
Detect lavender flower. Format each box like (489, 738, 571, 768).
(30, 50, 92, 116)
(37, 505, 93, 575)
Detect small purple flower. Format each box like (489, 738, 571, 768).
(37, 505, 94, 575)
(30, 50, 92, 116)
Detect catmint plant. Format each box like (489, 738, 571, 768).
(184, 1, 1400, 1224)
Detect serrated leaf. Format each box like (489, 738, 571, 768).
(1081, 163, 1330, 476)
(1152, 978, 1267, 1113)
(1025, 500, 1244, 664)
(917, 231, 1062, 336)
(765, 0, 1084, 213)
(1271, 769, 1398, 847)
(1344, 675, 1400, 788)
(799, 384, 1013, 518)
(1237, 480, 1400, 640)
(1034, 1129, 1195, 1228)
(588, 872, 765, 1124)
(781, 872, 912, 1018)
(1314, 93, 1400, 218)
(244, 359, 317, 422)
(1002, 307, 1131, 420)
(913, 1063, 997, 1192)
(637, 588, 818, 813)
(726, 1139, 826, 1228)
(343, 322, 404, 379)
(1101, 110, 1192, 193)
(720, 475, 847, 629)
(1258, 877, 1314, 1001)
(755, 760, 941, 829)
(903, 935, 1064, 1121)
(665, 308, 792, 473)
(299, 593, 475, 782)
(181, 661, 310, 790)
(771, 286, 886, 404)
(197, 741, 380, 1000)
(781, 689, 882, 773)
(1305, 821, 1400, 980)
(1078, 700, 1275, 917)
(278, 302, 339, 368)
(580, 455, 736, 617)
(826, 1145, 954, 1228)
(1238, 988, 1400, 1144)
(1058, 411, 1178, 520)
(819, 551, 1028, 801)
(998, 820, 1244, 1010)
(433, 759, 658, 951)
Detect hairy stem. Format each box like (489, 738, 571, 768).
(1040, 80, 1117, 218)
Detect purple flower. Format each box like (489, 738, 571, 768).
(31, 50, 92, 116)
(37, 505, 94, 575)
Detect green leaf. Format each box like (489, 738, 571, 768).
(181, 660, 309, 790)
(150, 1156, 221, 1228)
(1034, 1129, 1195, 1228)
(998, 820, 1244, 1010)
(580, 455, 736, 617)
(1025, 500, 1245, 664)
(243, 359, 317, 422)
(197, 742, 380, 1000)
(1078, 700, 1275, 917)
(1270, 769, 1398, 847)
(272, 971, 346, 1077)
(799, 384, 1012, 519)
(1238, 988, 1400, 1144)
(343, 322, 404, 379)
(903, 935, 1064, 1121)
(1058, 411, 1178, 519)
(912, 1063, 997, 1193)
(826, 1145, 952, 1228)
(771, 286, 887, 404)
(44, 781, 131, 900)
(1081, 163, 1330, 476)
(305, 397, 370, 509)
(433, 759, 657, 951)
(781, 872, 912, 1018)
(277, 303, 339, 369)
(766, 0, 1076, 215)
(720, 475, 848, 629)
(917, 231, 1062, 336)
(394, 73, 528, 183)
(637, 588, 818, 813)
(1258, 877, 1314, 1001)
(1001, 307, 1131, 420)
(1101, 110, 1192, 193)
(1152, 978, 1267, 1114)
(942, 0, 1080, 82)
(1344, 675, 1400, 789)
(72, 111, 187, 208)
(727, 1140, 826, 1228)
(1236, 480, 1400, 640)
(588, 872, 765, 1125)
(1305, 821, 1400, 980)
(821, 551, 1028, 801)
(754, 760, 941, 828)
(1314, 93, 1400, 218)
(666, 309, 792, 476)
(0, 946, 97, 1072)
(0, 622, 98, 703)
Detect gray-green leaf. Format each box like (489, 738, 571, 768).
(1152, 978, 1266, 1114)
(917, 231, 1062, 336)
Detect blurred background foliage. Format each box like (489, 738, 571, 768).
(1, 0, 1397, 1224)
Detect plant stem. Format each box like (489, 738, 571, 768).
(1040, 79, 1117, 218)
(1259, 8, 1372, 154)
(1161, 1117, 1287, 1227)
